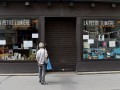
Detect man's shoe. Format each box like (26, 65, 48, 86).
(44, 81, 48, 84)
(39, 80, 41, 83)
(41, 81, 48, 85)
(41, 83, 45, 85)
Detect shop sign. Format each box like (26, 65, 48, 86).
(84, 20, 114, 26)
(0, 19, 30, 26)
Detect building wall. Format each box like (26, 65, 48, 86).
(0, 3, 119, 17)
(0, 2, 120, 73)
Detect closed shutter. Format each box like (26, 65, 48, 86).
(45, 18, 76, 71)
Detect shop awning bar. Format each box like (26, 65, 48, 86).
(0, 0, 120, 3)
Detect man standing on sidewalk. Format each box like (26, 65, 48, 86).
(36, 42, 48, 85)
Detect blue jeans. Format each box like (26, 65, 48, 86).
(38, 64, 46, 83)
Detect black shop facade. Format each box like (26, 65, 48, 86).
(0, 0, 120, 73)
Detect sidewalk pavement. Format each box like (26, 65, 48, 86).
(0, 72, 120, 90)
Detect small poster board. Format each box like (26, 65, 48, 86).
(98, 35, 104, 41)
(0, 40, 6, 45)
(32, 33, 38, 38)
(83, 35, 89, 39)
(109, 41, 116, 47)
(88, 39, 94, 44)
(23, 41, 33, 47)
(84, 42, 90, 48)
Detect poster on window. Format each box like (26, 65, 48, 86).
(88, 39, 94, 44)
(83, 42, 90, 48)
(23, 41, 33, 47)
(109, 41, 116, 47)
(98, 35, 104, 41)
(0, 40, 6, 45)
(32, 33, 38, 38)
(83, 35, 89, 39)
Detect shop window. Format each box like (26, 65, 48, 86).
(83, 19, 120, 60)
(0, 19, 38, 61)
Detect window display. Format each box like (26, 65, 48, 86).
(0, 19, 38, 61)
(83, 19, 120, 60)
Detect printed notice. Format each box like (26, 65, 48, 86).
(32, 49, 37, 54)
(84, 42, 90, 48)
(0, 40, 6, 45)
(23, 41, 33, 47)
(32, 33, 38, 38)
(28, 41, 33, 47)
(109, 41, 116, 47)
(88, 39, 94, 44)
(98, 35, 104, 41)
(83, 35, 89, 39)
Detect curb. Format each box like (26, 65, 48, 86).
(77, 71, 120, 75)
(0, 73, 38, 76)
(0, 72, 76, 76)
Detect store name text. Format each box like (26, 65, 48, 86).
(84, 20, 114, 26)
(0, 19, 30, 26)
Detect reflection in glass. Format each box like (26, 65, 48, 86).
(0, 19, 38, 60)
(83, 19, 120, 60)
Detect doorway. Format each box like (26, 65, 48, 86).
(45, 17, 76, 71)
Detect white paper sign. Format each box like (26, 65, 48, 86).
(98, 35, 104, 41)
(83, 35, 89, 39)
(109, 41, 116, 47)
(83, 42, 90, 48)
(32, 33, 38, 38)
(28, 41, 33, 47)
(23, 41, 33, 47)
(23, 41, 28, 47)
(0, 40, 6, 45)
(88, 39, 94, 44)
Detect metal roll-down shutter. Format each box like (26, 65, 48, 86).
(45, 17, 76, 71)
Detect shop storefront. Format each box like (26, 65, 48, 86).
(1, 0, 120, 73)
(0, 19, 38, 60)
(77, 18, 120, 72)
(83, 19, 118, 60)
(0, 18, 39, 73)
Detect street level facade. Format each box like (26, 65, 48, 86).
(0, 0, 120, 73)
